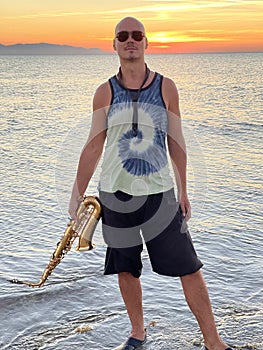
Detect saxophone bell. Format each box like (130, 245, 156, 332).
(75, 196, 101, 251)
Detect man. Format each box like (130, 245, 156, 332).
(69, 17, 232, 350)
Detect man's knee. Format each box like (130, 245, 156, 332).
(180, 269, 203, 282)
(118, 271, 140, 280)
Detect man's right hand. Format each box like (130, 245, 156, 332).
(68, 195, 82, 222)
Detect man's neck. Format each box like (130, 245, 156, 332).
(118, 60, 148, 89)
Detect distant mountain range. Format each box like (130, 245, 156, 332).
(0, 43, 109, 55)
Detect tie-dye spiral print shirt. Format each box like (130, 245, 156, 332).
(99, 72, 174, 195)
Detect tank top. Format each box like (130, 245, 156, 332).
(99, 72, 174, 195)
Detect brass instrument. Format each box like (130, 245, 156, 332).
(9, 196, 101, 288)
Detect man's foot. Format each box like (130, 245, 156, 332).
(114, 333, 147, 350)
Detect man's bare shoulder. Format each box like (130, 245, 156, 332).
(95, 81, 111, 95)
(162, 76, 179, 96)
(93, 81, 112, 110)
(161, 76, 180, 113)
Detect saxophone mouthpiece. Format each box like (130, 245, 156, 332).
(9, 278, 24, 284)
(8, 277, 44, 287)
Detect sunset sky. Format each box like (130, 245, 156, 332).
(1, 0, 262, 53)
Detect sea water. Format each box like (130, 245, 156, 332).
(0, 53, 262, 349)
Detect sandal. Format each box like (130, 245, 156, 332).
(114, 333, 147, 350)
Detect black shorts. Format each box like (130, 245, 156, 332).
(99, 189, 203, 278)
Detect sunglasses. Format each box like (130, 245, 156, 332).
(116, 31, 145, 43)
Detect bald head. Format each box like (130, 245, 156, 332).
(115, 17, 146, 35)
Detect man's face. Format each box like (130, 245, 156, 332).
(113, 18, 147, 61)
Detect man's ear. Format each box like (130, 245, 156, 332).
(145, 37, 148, 49)
(113, 39, 116, 51)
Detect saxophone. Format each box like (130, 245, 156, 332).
(9, 195, 101, 288)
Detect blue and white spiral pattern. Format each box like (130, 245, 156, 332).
(118, 104, 168, 176)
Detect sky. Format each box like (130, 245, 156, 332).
(1, 0, 262, 53)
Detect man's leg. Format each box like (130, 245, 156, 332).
(180, 269, 228, 350)
(118, 272, 146, 341)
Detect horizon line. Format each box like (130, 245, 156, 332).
(0, 42, 262, 55)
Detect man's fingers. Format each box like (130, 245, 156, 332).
(180, 203, 191, 221)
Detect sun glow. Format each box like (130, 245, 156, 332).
(147, 31, 228, 44)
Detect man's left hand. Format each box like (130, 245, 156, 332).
(179, 192, 191, 221)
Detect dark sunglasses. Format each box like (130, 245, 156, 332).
(116, 31, 145, 42)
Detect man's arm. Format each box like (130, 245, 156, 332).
(162, 77, 191, 218)
(68, 82, 110, 219)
